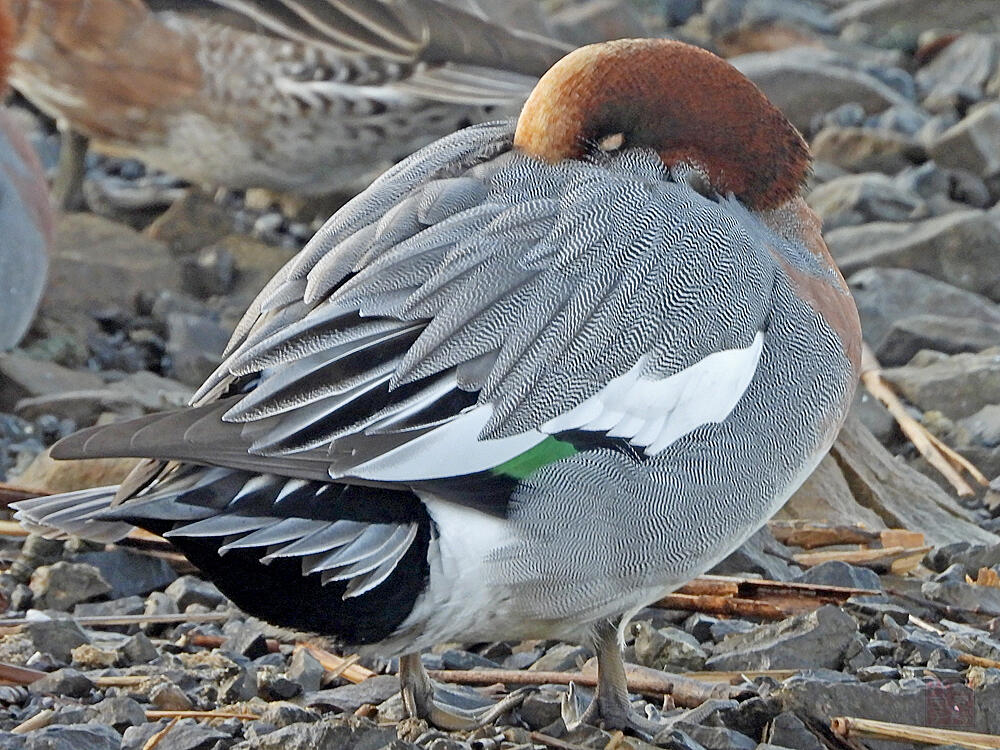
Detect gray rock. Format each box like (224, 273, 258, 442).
(548, 0, 648, 46)
(848, 268, 1000, 353)
(258, 702, 320, 728)
(164, 311, 230, 386)
(923, 579, 1000, 615)
(831, 210, 1000, 301)
(673, 723, 756, 750)
(519, 689, 564, 730)
(765, 711, 824, 750)
(226, 623, 271, 660)
(77, 546, 178, 599)
(929, 102, 1000, 180)
(258, 670, 301, 701)
(711, 526, 800, 581)
(31, 668, 94, 698)
(440, 649, 500, 670)
(89, 696, 146, 731)
(781, 451, 887, 529)
(149, 680, 194, 711)
(22, 723, 120, 750)
(218, 662, 258, 703)
(286, 646, 324, 694)
(29, 561, 111, 611)
(878, 314, 1000, 366)
(145, 719, 230, 750)
(881, 347, 1000, 420)
(305, 675, 400, 713)
(74, 594, 145, 619)
(833, 0, 1000, 39)
(633, 622, 708, 671)
(709, 619, 757, 642)
(0, 353, 105, 417)
(806, 172, 926, 230)
(21, 618, 89, 662)
(182, 245, 236, 298)
(0, 733, 24, 750)
(165, 575, 226, 610)
(733, 48, 910, 133)
(529, 643, 591, 672)
(811, 126, 924, 174)
(917, 34, 1000, 104)
(959, 405, 1000, 447)
(702, 0, 836, 36)
(794, 561, 882, 591)
(117, 632, 160, 665)
(706, 605, 858, 671)
(231, 716, 397, 750)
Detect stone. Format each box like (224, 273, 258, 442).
(21, 723, 120, 750)
(182, 245, 236, 298)
(149, 681, 194, 711)
(805, 172, 926, 230)
(528, 643, 591, 672)
(881, 348, 1000, 420)
(917, 34, 1000, 104)
(76, 548, 178, 599)
(878, 314, 1000, 366)
(794, 561, 882, 591)
(634, 622, 708, 671)
(811, 126, 925, 174)
(144, 190, 236, 254)
(672, 723, 756, 750)
(142, 719, 229, 750)
(828, 210, 1000, 302)
(39, 213, 181, 339)
(706, 605, 858, 671)
(440, 649, 500, 670)
(29, 561, 111, 611)
(764, 712, 824, 750)
(71, 643, 117, 669)
(258, 702, 320, 728)
(929, 102, 1000, 179)
(0, 352, 104, 415)
(286, 646, 324, 694)
(304, 675, 400, 712)
(90, 696, 147, 731)
(225, 623, 271, 660)
(20, 619, 89, 662)
(833, 0, 1000, 39)
(959, 405, 1000, 447)
(165, 575, 227, 610)
(711, 526, 800, 580)
(231, 716, 397, 750)
(117, 632, 160, 665)
(923, 579, 1000, 616)
(733, 48, 910, 133)
(74, 594, 145, 619)
(779, 452, 886, 529)
(30, 668, 94, 698)
(830, 414, 997, 545)
(847, 267, 1000, 354)
(548, 0, 648, 46)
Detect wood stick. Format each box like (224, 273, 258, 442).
(145, 709, 260, 720)
(0, 612, 230, 628)
(530, 732, 592, 750)
(769, 520, 879, 549)
(656, 592, 787, 619)
(142, 718, 179, 750)
(11, 708, 55, 734)
(792, 545, 931, 571)
(299, 644, 378, 684)
(958, 653, 1000, 670)
(0, 661, 46, 685)
(0, 483, 49, 508)
(831, 716, 1000, 749)
(186, 633, 280, 653)
(861, 344, 986, 497)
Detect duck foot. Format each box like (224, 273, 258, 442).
(559, 617, 676, 741)
(398, 652, 529, 731)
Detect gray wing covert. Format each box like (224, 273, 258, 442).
(197, 125, 776, 483)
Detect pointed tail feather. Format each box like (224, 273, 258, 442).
(11, 487, 135, 543)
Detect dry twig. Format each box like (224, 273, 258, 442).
(299, 644, 377, 684)
(831, 716, 1000, 749)
(861, 344, 987, 497)
(142, 718, 180, 750)
(145, 709, 260, 720)
(11, 709, 55, 734)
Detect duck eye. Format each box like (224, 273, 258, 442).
(596, 132, 625, 152)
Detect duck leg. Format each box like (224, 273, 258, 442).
(563, 618, 665, 739)
(52, 126, 88, 212)
(398, 652, 527, 730)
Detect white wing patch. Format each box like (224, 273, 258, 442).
(543, 331, 765, 454)
(340, 331, 765, 482)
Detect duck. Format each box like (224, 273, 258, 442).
(0, 1, 50, 350)
(15, 38, 862, 735)
(5, 0, 569, 200)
